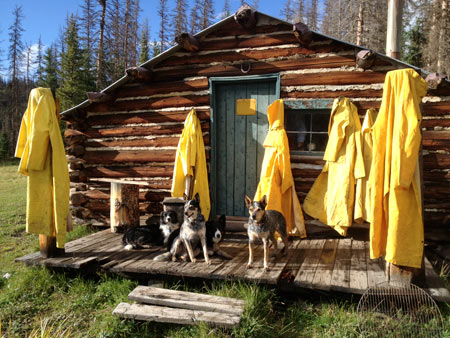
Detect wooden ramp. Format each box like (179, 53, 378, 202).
(16, 230, 450, 302)
(113, 286, 245, 328)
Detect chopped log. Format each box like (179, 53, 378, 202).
(425, 73, 449, 91)
(175, 33, 200, 52)
(71, 192, 88, 207)
(356, 50, 376, 69)
(67, 144, 85, 157)
(234, 5, 257, 30)
(126, 66, 152, 82)
(64, 129, 87, 145)
(293, 22, 312, 47)
(74, 207, 93, 219)
(110, 182, 140, 232)
(69, 170, 88, 183)
(87, 92, 113, 103)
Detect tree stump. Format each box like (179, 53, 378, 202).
(110, 182, 140, 232)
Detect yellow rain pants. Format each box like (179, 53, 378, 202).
(303, 97, 365, 236)
(369, 68, 427, 268)
(15, 88, 70, 248)
(171, 109, 211, 220)
(354, 108, 378, 224)
(254, 99, 306, 237)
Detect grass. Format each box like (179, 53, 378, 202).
(1, 162, 449, 337)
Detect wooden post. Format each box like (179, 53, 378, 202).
(386, 0, 403, 59)
(110, 182, 140, 232)
(39, 235, 64, 258)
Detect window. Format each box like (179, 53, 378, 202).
(284, 100, 333, 155)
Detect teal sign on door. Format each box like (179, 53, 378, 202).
(213, 78, 278, 217)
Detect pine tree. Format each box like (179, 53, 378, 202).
(221, 0, 230, 19)
(105, 0, 125, 82)
(158, 0, 170, 51)
(40, 45, 59, 91)
(281, 0, 295, 23)
(402, 18, 426, 67)
(173, 0, 188, 40)
(152, 39, 161, 57)
(24, 43, 34, 85)
(139, 18, 150, 64)
(35, 36, 44, 84)
(252, 0, 259, 10)
(57, 16, 87, 111)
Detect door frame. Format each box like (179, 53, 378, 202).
(208, 73, 281, 217)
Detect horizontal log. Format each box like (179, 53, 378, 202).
(281, 71, 386, 86)
(424, 202, 450, 209)
(89, 95, 210, 114)
(422, 139, 450, 151)
(84, 200, 162, 214)
(423, 153, 450, 169)
(67, 144, 86, 157)
(89, 179, 172, 190)
(422, 101, 450, 116)
(83, 124, 195, 139)
(81, 189, 170, 203)
(85, 166, 174, 179)
(69, 161, 85, 170)
(423, 170, 450, 182)
(205, 23, 293, 38)
(356, 50, 376, 69)
(156, 44, 350, 68)
(86, 135, 210, 149)
(200, 33, 299, 51)
(87, 110, 210, 126)
(292, 168, 321, 178)
(152, 55, 357, 81)
(291, 155, 325, 165)
(84, 150, 175, 164)
(282, 89, 383, 99)
(115, 78, 209, 99)
(175, 33, 200, 52)
(64, 129, 87, 145)
(69, 170, 88, 183)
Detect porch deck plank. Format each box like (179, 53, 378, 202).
(294, 239, 326, 288)
(311, 239, 339, 291)
(330, 238, 352, 292)
(349, 240, 368, 293)
(365, 242, 386, 288)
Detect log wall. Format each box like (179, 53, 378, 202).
(65, 15, 450, 230)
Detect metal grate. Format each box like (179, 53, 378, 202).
(357, 281, 444, 337)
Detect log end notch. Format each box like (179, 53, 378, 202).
(175, 33, 201, 52)
(126, 66, 152, 82)
(293, 22, 312, 47)
(425, 73, 449, 92)
(234, 5, 257, 30)
(87, 91, 113, 104)
(356, 49, 376, 69)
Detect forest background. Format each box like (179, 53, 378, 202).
(0, 0, 448, 159)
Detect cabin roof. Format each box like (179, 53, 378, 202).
(62, 10, 442, 117)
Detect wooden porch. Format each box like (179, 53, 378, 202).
(16, 227, 450, 302)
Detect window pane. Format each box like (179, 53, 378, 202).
(309, 133, 328, 152)
(312, 113, 329, 132)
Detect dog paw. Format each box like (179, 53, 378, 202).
(191, 258, 197, 263)
(247, 263, 253, 269)
(263, 266, 270, 272)
(205, 260, 211, 265)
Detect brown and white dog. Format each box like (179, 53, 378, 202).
(244, 195, 289, 271)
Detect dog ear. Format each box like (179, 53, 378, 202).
(244, 195, 252, 208)
(260, 195, 267, 208)
(183, 193, 188, 200)
(194, 193, 200, 202)
(160, 211, 164, 223)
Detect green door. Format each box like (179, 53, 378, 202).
(211, 76, 279, 217)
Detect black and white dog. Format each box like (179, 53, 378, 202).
(122, 210, 180, 250)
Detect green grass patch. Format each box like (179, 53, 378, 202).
(0, 163, 449, 337)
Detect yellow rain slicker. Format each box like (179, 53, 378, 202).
(369, 69, 427, 268)
(254, 99, 306, 237)
(171, 109, 211, 220)
(354, 108, 378, 224)
(303, 97, 365, 236)
(15, 88, 70, 248)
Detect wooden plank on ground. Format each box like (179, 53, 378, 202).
(113, 302, 241, 328)
(365, 241, 386, 288)
(128, 286, 245, 316)
(294, 239, 326, 288)
(423, 256, 450, 302)
(311, 239, 339, 291)
(349, 240, 368, 293)
(330, 238, 352, 292)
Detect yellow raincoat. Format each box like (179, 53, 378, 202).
(354, 108, 378, 224)
(303, 97, 365, 236)
(15, 88, 70, 248)
(171, 109, 211, 220)
(254, 99, 306, 237)
(369, 69, 427, 268)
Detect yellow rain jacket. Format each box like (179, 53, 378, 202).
(15, 88, 70, 248)
(369, 69, 427, 268)
(171, 109, 211, 220)
(254, 99, 306, 237)
(354, 108, 378, 224)
(303, 97, 365, 236)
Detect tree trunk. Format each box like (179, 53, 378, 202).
(96, 0, 106, 90)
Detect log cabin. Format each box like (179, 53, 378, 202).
(62, 8, 450, 241)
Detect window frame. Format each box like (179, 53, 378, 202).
(284, 99, 334, 156)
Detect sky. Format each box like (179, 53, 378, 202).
(0, 0, 319, 74)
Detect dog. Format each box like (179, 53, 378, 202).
(153, 214, 231, 262)
(244, 194, 289, 271)
(170, 193, 210, 264)
(122, 210, 180, 250)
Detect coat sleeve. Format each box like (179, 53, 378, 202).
(15, 117, 27, 159)
(27, 96, 51, 171)
(323, 111, 348, 162)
